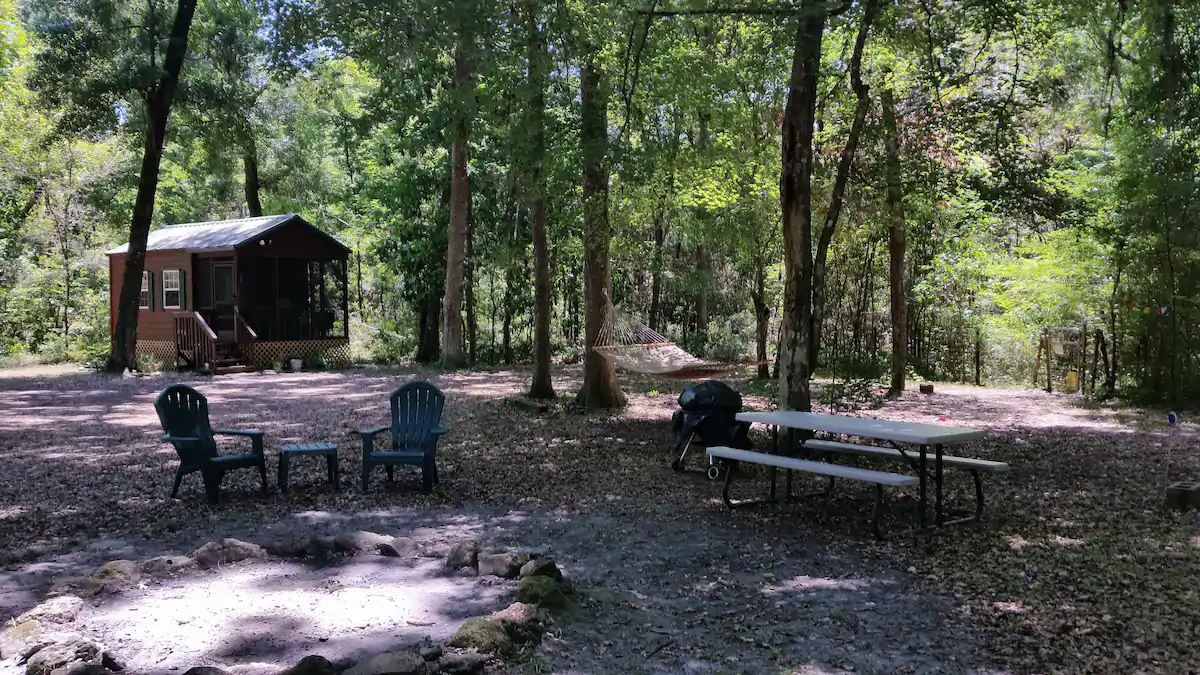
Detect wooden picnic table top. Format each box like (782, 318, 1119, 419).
(735, 410, 986, 446)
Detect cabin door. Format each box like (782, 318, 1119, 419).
(212, 262, 235, 343)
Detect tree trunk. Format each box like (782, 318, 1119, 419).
(576, 55, 626, 409)
(244, 135, 263, 217)
(415, 293, 441, 363)
(881, 86, 907, 395)
(106, 0, 199, 374)
(63, 263, 71, 336)
(649, 212, 665, 332)
(695, 246, 709, 350)
(1108, 260, 1122, 391)
(753, 264, 771, 379)
(503, 265, 515, 365)
(808, 0, 878, 374)
(527, 1, 555, 399)
(974, 328, 982, 386)
(465, 201, 477, 364)
(441, 37, 473, 369)
(777, 6, 826, 413)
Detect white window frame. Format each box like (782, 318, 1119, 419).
(139, 271, 151, 310)
(162, 270, 182, 310)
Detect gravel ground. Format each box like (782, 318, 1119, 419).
(2, 501, 999, 675)
(6, 365, 1187, 673)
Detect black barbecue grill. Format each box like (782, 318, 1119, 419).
(670, 380, 754, 479)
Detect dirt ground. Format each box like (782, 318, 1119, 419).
(0, 365, 1197, 674)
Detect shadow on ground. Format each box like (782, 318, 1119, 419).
(0, 366, 1196, 673)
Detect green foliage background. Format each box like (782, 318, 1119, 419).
(1, 0, 1197, 403)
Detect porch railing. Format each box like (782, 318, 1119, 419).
(175, 311, 217, 372)
(233, 306, 258, 355)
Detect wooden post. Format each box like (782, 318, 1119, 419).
(341, 258, 350, 339)
(1045, 334, 1053, 393)
(232, 252, 239, 333)
(274, 257, 280, 340)
(1080, 325, 1088, 393)
(1034, 333, 1043, 388)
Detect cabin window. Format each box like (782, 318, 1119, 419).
(139, 271, 151, 310)
(162, 270, 183, 309)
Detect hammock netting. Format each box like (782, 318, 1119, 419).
(593, 308, 764, 380)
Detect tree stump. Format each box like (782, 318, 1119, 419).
(919, 384, 934, 395)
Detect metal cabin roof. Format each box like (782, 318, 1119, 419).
(105, 214, 347, 254)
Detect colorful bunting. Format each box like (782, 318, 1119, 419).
(1126, 299, 1173, 315)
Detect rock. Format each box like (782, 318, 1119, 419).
(278, 655, 337, 675)
(303, 536, 337, 559)
(476, 553, 520, 579)
(193, 538, 266, 569)
(518, 557, 562, 582)
(182, 668, 231, 675)
(1, 620, 43, 659)
(444, 540, 480, 572)
(378, 537, 416, 558)
(445, 619, 511, 656)
(342, 651, 428, 675)
(142, 556, 195, 575)
(82, 561, 140, 596)
(436, 650, 488, 675)
(417, 637, 442, 662)
(101, 651, 125, 671)
(488, 603, 546, 645)
(93, 560, 139, 582)
(445, 602, 547, 657)
(16, 596, 85, 625)
(263, 538, 308, 558)
(23, 633, 105, 675)
(51, 663, 110, 675)
(333, 531, 394, 555)
(516, 576, 569, 610)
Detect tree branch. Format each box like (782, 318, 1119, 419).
(637, 2, 846, 18)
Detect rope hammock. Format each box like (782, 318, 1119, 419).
(593, 307, 766, 381)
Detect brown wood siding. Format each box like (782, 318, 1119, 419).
(108, 251, 194, 343)
(237, 221, 348, 261)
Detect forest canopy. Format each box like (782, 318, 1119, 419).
(1, 0, 1197, 405)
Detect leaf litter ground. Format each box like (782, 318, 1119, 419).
(0, 364, 1196, 674)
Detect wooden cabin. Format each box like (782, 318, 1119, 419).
(106, 214, 351, 373)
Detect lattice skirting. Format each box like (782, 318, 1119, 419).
(135, 340, 177, 366)
(247, 339, 351, 370)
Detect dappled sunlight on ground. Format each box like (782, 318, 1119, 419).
(87, 555, 506, 670)
(0, 365, 1198, 672)
(761, 575, 872, 595)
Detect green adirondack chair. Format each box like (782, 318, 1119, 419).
(154, 384, 268, 504)
(359, 381, 449, 493)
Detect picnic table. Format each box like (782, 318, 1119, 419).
(707, 411, 1004, 538)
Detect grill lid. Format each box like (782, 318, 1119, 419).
(678, 380, 743, 411)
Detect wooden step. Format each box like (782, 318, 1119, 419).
(213, 364, 251, 375)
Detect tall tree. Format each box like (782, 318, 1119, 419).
(442, 32, 474, 369)
(525, 0, 555, 399)
(577, 53, 626, 409)
(881, 84, 907, 395)
(778, 0, 877, 411)
(27, 0, 200, 373)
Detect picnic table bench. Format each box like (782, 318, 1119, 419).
(708, 411, 1006, 539)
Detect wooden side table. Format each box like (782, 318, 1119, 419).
(278, 442, 339, 493)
